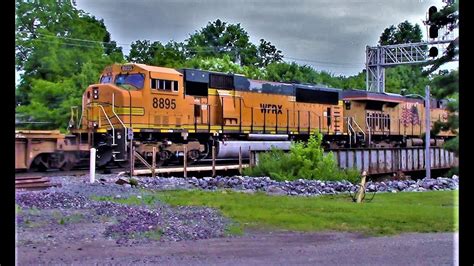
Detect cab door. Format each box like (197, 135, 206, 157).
(194, 97, 209, 126)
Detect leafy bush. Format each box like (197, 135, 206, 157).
(243, 133, 360, 183)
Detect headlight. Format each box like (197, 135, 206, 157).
(93, 87, 99, 99)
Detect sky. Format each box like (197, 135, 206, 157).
(72, 0, 455, 77)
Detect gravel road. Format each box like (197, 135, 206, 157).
(17, 230, 456, 265)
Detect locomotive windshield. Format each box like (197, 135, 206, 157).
(115, 73, 145, 90)
(100, 75, 113, 84)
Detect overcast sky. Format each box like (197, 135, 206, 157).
(74, 0, 456, 77)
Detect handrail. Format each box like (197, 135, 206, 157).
(351, 117, 366, 142)
(112, 93, 127, 129)
(96, 104, 115, 145)
(77, 111, 84, 129)
(346, 117, 355, 146)
(365, 117, 372, 146)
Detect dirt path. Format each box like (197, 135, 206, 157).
(17, 230, 456, 265)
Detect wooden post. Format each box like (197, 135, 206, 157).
(152, 146, 156, 178)
(212, 145, 216, 177)
(130, 146, 135, 178)
(183, 145, 187, 178)
(249, 146, 253, 167)
(238, 146, 242, 175)
(356, 171, 367, 203)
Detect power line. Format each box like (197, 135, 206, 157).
(18, 30, 364, 69)
(283, 56, 363, 68)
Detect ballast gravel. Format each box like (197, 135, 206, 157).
(137, 175, 459, 196)
(16, 175, 228, 243)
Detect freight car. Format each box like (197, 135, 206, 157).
(66, 63, 454, 168)
(15, 130, 89, 171)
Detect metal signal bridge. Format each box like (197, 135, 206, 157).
(365, 39, 454, 93)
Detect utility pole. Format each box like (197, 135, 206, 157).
(425, 85, 431, 179)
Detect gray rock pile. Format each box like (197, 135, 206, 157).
(97, 202, 226, 242)
(138, 175, 459, 196)
(16, 191, 91, 209)
(16, 185, 227, 243)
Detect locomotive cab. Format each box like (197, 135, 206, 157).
(73, 63, 202, 166)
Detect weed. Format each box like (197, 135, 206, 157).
(243, 133, 360, 183)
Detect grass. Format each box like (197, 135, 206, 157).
(158, 190, 458, 236)
(52, 211, 84, 225)
(92, 190, 458, 236)
(141, 228, 164, 241)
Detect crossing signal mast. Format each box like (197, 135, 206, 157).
(365, 4, 456, 93)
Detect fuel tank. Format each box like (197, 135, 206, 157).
(216, 141, 291, 158)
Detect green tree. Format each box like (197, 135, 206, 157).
(184, 19, 282, 67)
(126, 40, 156, 64)
(378, 20, 426, 95)
(385, 66, 429, 95)
(152, 41, 187, 68)
(184, 55, 265, 80)
(264, 61, 345, 88)
(341, 70, 365, 90)
(127, 40, 186, 68)
(185, 19, 258, 66)
(379, 20, 423, 45)
(15, 0, 124, 129)
(430, 69, 459, 157)
(257, 39, 283, 67)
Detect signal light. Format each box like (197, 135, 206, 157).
(429, 47, 438, 57)
(428, 6, 437, 22)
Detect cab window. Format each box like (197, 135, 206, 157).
(100, 75, 113, 84)
(115, 73, 145, 90)
(151, 78, 178, 92)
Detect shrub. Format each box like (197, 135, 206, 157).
(243, 133, 360, 183)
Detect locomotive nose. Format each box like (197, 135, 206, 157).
(84, 84, 125, 104)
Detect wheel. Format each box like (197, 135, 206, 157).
(32, 154, 50, 172)
(59, 153, 78, 171)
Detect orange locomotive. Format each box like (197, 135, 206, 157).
(68, 63, 454, 167)
(340, 90, 454, 148)
(70, 63, 344, 166)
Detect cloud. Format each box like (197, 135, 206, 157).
(76, 0, 447, 76)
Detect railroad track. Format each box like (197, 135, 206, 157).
(15, 175, 62, 191)
(15, 158, 249, 180)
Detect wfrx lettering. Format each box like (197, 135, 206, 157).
(260, 104, 283, 114)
